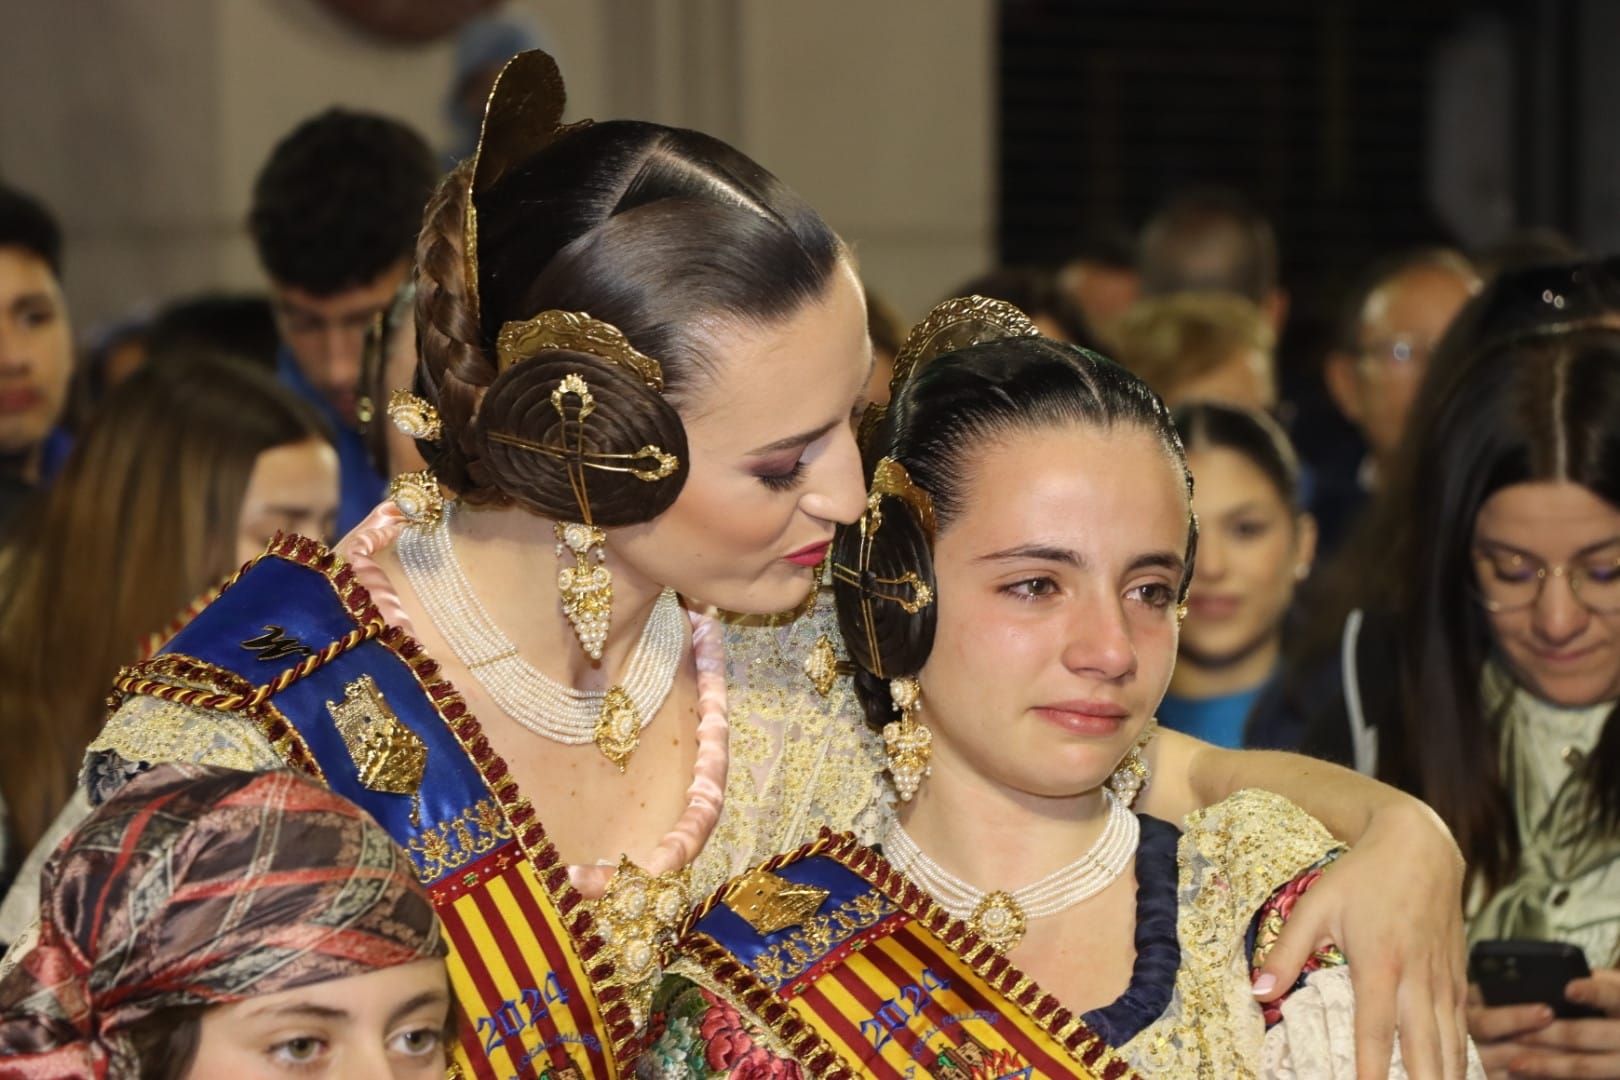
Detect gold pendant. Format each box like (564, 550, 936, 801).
(804, 634, 840, 697)
(594, 686, 641, 771)
(969, 890, 1027, 953)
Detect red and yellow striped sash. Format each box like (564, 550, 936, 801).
(679, 833, 1139, 1080)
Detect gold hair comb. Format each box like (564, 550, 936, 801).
(860, 295, 1042, 446)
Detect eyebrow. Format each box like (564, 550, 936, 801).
(7, 291, 55, 312)
(977, 543, 1187, 577)
(388, 990, 450, 1028)
(1477, 535, 1620, 558)
(247, 1002, 349, 1022)
(747, 417, 842, 457)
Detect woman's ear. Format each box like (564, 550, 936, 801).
(1293, 511, 1319, 581)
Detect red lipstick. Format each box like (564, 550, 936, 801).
(785, 540, 832, 567)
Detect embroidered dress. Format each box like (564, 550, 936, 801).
(27, 505, 888, 1078)
(640, 790, 1484, 1079)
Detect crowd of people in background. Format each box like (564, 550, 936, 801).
(0, 32, 1618, 1077)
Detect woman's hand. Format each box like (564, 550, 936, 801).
(1467, 990, 1554, 1079)
(1254, 798, 1470, 1080)
(1477, 970, 1620, 1079)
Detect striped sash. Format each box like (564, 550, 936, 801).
(114, 535, 630, 1078)
(676, 832, 1140, 1080)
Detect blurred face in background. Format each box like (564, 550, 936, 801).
(272, 260, 408, 428)
(1329, 264, 1477, 471)
(1061, 259, 1140, 351)
(1179, 446, 1314, 669)
(1474, 481, 1620, 707)
(235, 436, 340, 564)
(0, 247, 73, 468)
(1164, 346, 1275, 412)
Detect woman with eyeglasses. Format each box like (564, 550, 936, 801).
(1289, 323, 1620, 1076)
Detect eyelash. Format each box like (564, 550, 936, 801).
(1001, 577, 1059, 600)
(269, 1036, 326, 1071)
(757, 461, 806, 493)
(1131, 583, 1177, 609)
(1000, 578, 1178, 610)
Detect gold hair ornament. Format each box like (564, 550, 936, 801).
(830, 457, 937, 679)
(463, 49, 591, 324)
(859, 295, 1042, 445)
(496, 309, 664, 390)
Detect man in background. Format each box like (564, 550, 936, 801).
(1138, 187, 1288, 333)
(1312, 249, 1480, 550)
(250, 109, 438, 534)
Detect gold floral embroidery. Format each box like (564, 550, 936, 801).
(405, 797, 514, 881)
(90, 694, 285, 775)
(747, 889, 896, 990)
(1117, 789, 1343, 1078)
(702, 589, 893, 903)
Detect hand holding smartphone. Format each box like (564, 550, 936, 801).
(1469, 939, 1603, 1020)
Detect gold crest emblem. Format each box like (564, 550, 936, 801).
(723, 868, 831, 935)
(326, 675, 428, 825)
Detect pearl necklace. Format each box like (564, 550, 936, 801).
(884, 789, 1139, 953)
(396, 503, 686, 768)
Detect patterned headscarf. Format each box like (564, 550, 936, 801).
(0, 764, 444, 1078)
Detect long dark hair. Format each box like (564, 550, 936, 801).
(1384, 328, 1620, 892)
(0, 357, 331, 855)
(833, 336, 1196, 728)
(414, 119, 843, 526)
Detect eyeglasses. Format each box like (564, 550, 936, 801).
(1472, 545, 1620, 614)
(1358, 334, 1434, 374)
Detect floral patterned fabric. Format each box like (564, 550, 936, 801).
(638, 981, 802, 1079)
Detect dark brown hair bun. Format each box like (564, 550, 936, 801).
(831, 493, 938, 728)
(472, 351, 688, 526)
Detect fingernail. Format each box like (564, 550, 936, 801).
(1566, 985, 1588, 1002)
(1537, 1004, 1555, 1021)
(1251, 973, 1277, 996)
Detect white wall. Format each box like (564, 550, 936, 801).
(0, 0, 992, 330)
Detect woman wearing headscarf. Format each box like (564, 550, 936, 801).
(0, 764, 447, 1078)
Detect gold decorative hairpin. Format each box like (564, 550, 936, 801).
(860, 295, 1042, 445)
(830, 457, 937, 677)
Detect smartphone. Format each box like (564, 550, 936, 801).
(1469, 939, 1602, 1020)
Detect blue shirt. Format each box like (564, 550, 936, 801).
(1157, 682, 1268, 749)
(276, 347, 384, 537)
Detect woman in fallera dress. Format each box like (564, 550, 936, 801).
(640, 334, 1483, 1077)
(1, 51, 1472, 1079)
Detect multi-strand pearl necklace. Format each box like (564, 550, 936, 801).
(884, 789, 1139, 953)
(397, 504, 686, 765)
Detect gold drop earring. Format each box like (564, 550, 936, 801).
(884, 676, 933, 801)
(556, 520, 612, 660)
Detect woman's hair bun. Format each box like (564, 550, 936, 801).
(472, 351, 688, 526)
(831, 490, 938, 729)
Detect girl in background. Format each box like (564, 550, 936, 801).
(1159, 403, 1314, 748)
